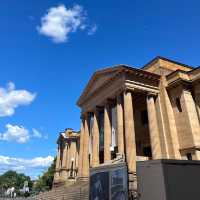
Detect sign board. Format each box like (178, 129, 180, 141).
(90, 162, 128, 200)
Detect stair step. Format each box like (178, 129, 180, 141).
(31, 181, 89, 200)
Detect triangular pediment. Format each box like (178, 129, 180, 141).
(77, 66, 126, 106)
(88, 71, 118, 94)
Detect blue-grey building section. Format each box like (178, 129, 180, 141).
(90, 162, 128, 200)
(137, 159, 200, 200)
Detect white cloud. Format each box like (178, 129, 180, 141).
(0, 124, 30, 143)
(0, 155, 54, 179)
(0, 82, 36, 117)
(37, 4, 97, 43)
(32, 129, 42, 138)
(0, 125, 46, 144)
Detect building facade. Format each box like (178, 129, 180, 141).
(54, 129, 80, 186)
(76, 56, 200, 186)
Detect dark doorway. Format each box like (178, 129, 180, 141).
(143, 146, 152, 158)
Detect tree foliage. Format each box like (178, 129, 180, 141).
(0, 170, 32, 196)
(33, 157, 56, 193)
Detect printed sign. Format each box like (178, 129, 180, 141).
(90, 163, 128, 200)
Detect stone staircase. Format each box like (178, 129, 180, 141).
(34, 181, 89, 200)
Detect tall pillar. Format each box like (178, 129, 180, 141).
(123, 91, 136, 173)
(54, 146, 61, 181)
(195, 91, 200, 122)
(56, 146, 61, 170)
(67, 143, 71, 176)
(162, 82, 181, 159)
(104, 103, 112, 162)
(70, 141, 76, 178)
(146, 93, 162, 159)
(61, 143, 68, 179)
(116, 94, 124, 156)
(92, 110, 100, 167)
(78, 117, 84, 178)
(82, 114, 90, 178)
(62, 143, 68, 168)
(182, 89, 200, 151)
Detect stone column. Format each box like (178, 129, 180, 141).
(70, 141, 76, 178)
(182, 89, 200, 151)
(56, 146, 61, 170)
(195, 92, 200, 122)
(78, 117, 84, 178)
(54, 146, 61, 181)
(162, 80, 181, 159)
(92, 110, 100, 167)
(104, 103, 112, 162)
(117, 94, 124, 156)
(67, 142, 71, 177)
(61, 143, 68, 179)
(146, 93, 162, 159)
(123, 91, 136, 173)
(62, 143, 68, 167)
(82, 114, 90, 178)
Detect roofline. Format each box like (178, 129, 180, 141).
(142, 56, 194, 70)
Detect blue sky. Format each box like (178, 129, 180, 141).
(0, 0, 200, 179)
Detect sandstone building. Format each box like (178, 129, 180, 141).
(54, 128, 80, 186)
(55, 56, 200, 191)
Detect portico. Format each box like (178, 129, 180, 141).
(77, 66, 163, 179)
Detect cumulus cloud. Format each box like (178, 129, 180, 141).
(0, 124, 45, 143)
(0, 124, 30, 143)
(37, 4, 97, 43)
(0, 155, 54, 179)
(0, 82, 36, 117)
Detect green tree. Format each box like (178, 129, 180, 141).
(0, 170, 33, 196)
(33, 157, 56, 193)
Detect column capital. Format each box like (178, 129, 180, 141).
(147, 92, 157, 98)
(94, 106, 103, 113)
(81, 112, 91, 119)
(124, 88, 134, 94)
